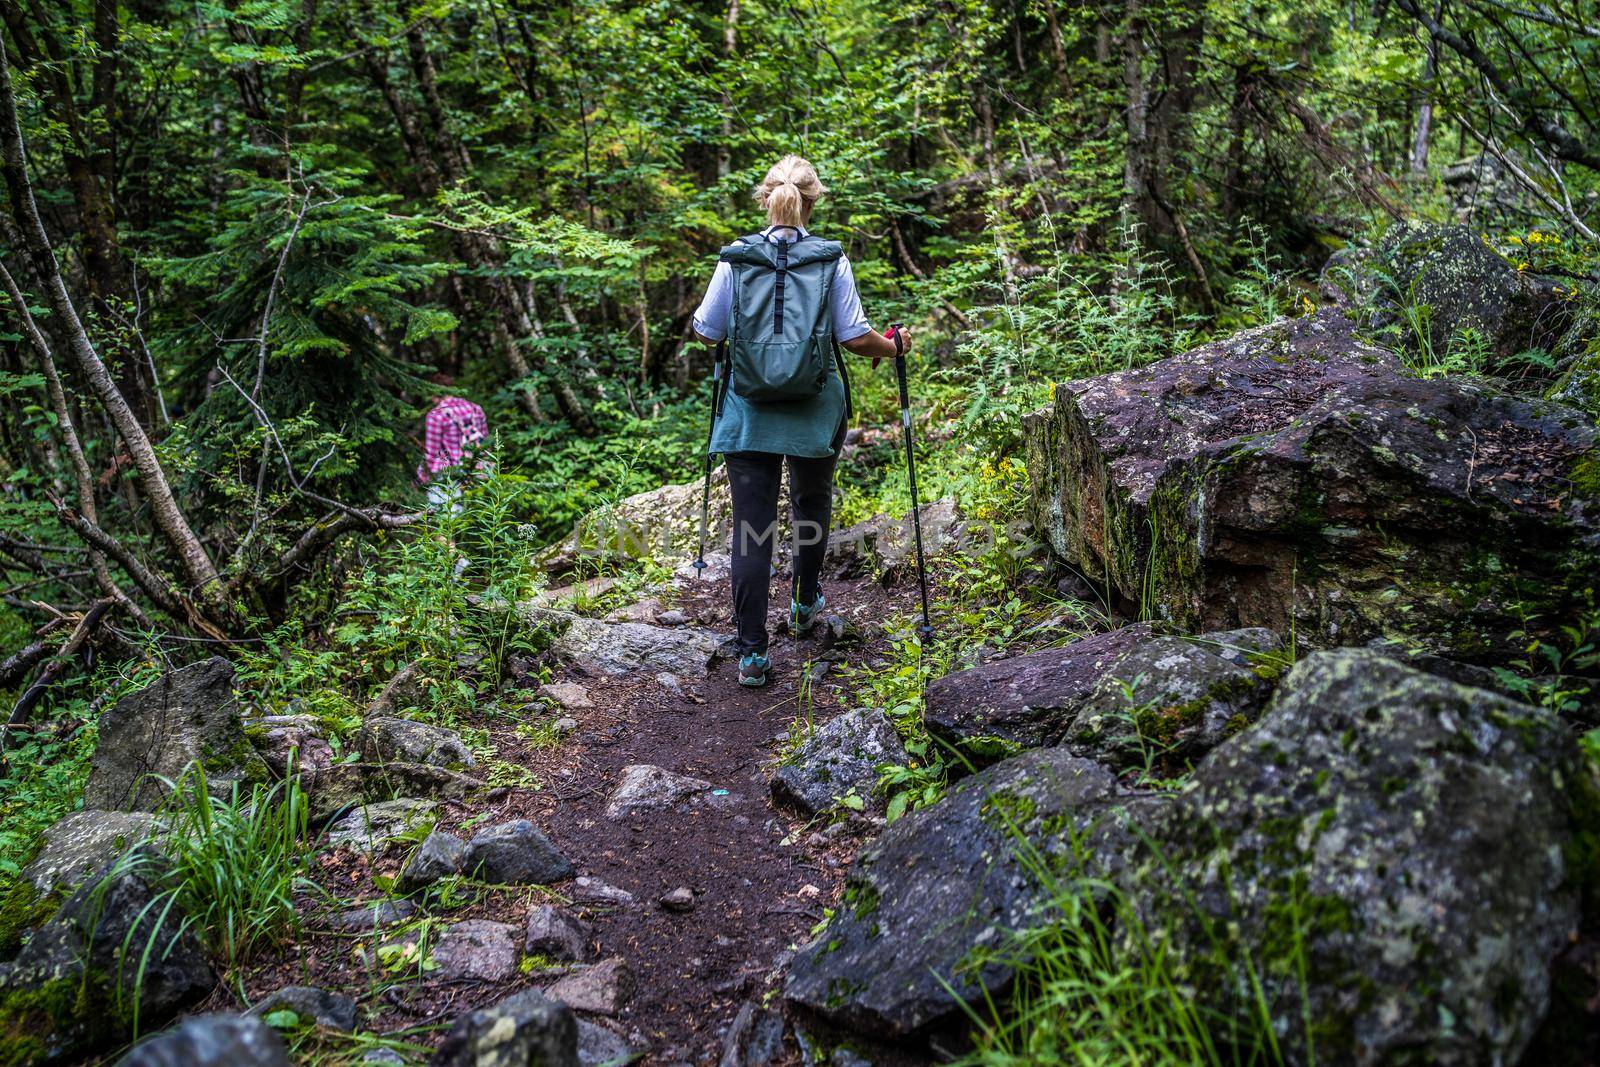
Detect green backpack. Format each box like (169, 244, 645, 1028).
(718, 231, 844, 402)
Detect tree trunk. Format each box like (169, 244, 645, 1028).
(0, 45, 224, 611)
(718, 0, 739, 180)
(1411, 4, 1440, 178)
(1120, 0, 1149, 239)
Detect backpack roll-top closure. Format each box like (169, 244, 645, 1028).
(718, 233, 844, 404)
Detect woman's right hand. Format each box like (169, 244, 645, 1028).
(844, 323, 912, 367)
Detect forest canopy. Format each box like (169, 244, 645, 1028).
(0, 0, 1599, 1060)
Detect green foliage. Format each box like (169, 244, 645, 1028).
(333, 457, 548, 719)
(140, 760, 316, 969)
(958, 820, 1311, 1067)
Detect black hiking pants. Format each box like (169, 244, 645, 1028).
(725, 438, 841, 656)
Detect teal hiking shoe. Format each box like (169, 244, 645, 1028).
(790, 592, 825, 636)
(738, 653, 771, 688)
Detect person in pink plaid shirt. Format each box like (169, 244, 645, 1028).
(417, 376, 489, 510)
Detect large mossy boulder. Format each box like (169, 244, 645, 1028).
(925, 623, 1282, 768)
(784, 750, 1124, 1036)
(83, 657, 268, 812)
(1126, 650, 1594, 1065)
(538, 469, 732, 578)
(0, 851, 212, 1064)
(1370, 219, 1573, 367)
(1022, 309, 1600, 666)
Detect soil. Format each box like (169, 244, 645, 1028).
(191, 567, 929, 1065)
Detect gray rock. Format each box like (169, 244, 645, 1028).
(718, 1000, 784, 1067)
(306, 761, 483, 825)
(83, 657, 268, 811)
(0, 849, 213, 1062)
(429, 919, 522, 982)
(656, 609, 690, 627)
(1125, 650, 1590, 1066)
(117, 1015, 290, 1067)
(249, 984, 358, 1032)
(1371, 218, 1574, 366)
(604, 764, 712, 819)
(784, 750, 1120, 1036)
(324, 799, 438, 852)
(578, 1019, 641, 1067)
(771, 709, 906, 816)
(328, 898, 417, 932)
(362, 1052, 405, 1066)
(526, 904, 593, 962)
(824, 498, 967, 581)
(554, 717, 580, 736)
(542, 682, 595, 710)
(433, 988, 578, 1067)
(542, 617, 731, 677)
(244, 714, 335, 784)
(572, 877, 634, 907)
(358, 716, 475, 769)
(926, 625, 1282, 767)
(462, 820, 575, 885)
(675, 552, 732, 584)
(547, 956, 634, 1016)
(539, 471, 732, 579)
(658, 887, 694, 912)
(367, 661, 426, 718)
(397, 830, 467, 892)
(20, 809, 161, 897)
(1022, 308, 1600, 667)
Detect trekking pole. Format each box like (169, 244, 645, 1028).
(692, 350, 725, 578)
(889, 323, 934, 639)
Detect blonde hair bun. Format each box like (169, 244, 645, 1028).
(755, 155, 826, 229)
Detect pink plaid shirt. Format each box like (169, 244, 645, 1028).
(417, 396, 488, 484)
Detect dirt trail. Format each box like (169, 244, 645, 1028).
(228, 570, 917, 1065)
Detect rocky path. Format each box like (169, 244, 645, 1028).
(215, 565, 923, 1066)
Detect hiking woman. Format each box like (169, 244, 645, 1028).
(692, 155, 912, 688)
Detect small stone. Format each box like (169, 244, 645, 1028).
(462, 820, 575, 885)
(655, 672, 684, 695)
(553, 717, 580, 736)
(604, 764, 712, 819)
(577, 1019, 641, 1067)
(542, 682, 595, 710)
(546, 957, 634, 1016)
(327, 898, 416, 932)
(605, 598, 665, 624)
(429, 919, 522, 982)
(118, 1015, 289, 1067)
(360, 1052, 404, 1065)
(1054, 571, 1097, 601)
(396, 830, 465, 893)
(249, 985, 357, 1032)
(655, 609, 689, 626)
(526, 904, 593, 962)
(658, 887, 695, 912)
(572, 877, 635, 907)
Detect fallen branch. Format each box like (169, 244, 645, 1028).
(0, 638, 50, 690)
(49, 497, 228, 642)
(1, 598, 114, 768)
(265, 507, 424, 584)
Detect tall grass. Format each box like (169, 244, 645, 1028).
(957, 816, 1310, 1067)
(119, 760, 315, 972)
